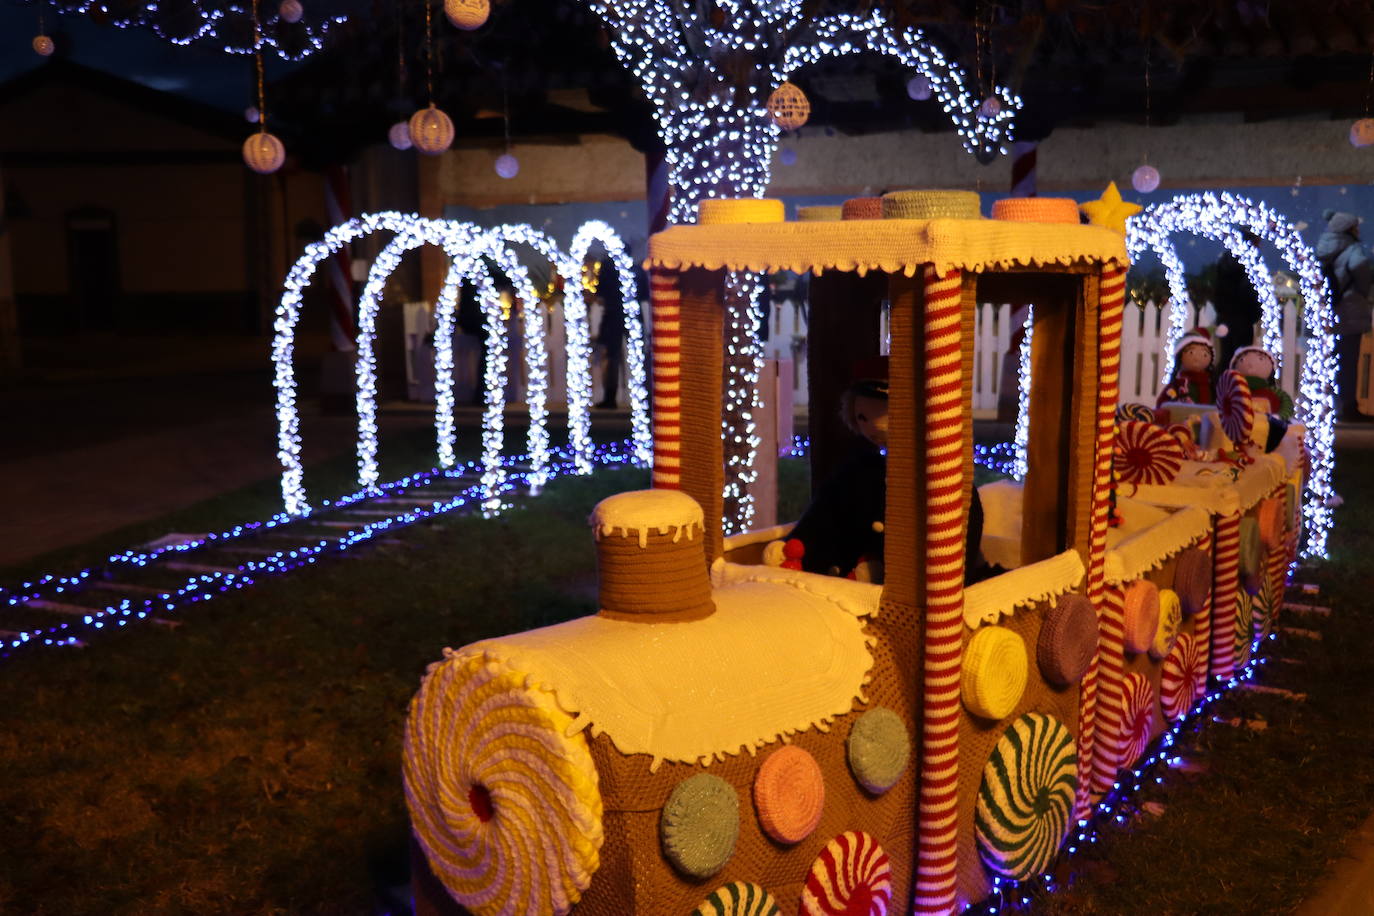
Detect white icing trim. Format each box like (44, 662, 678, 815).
(963, 550, 1086, 628)
(1104, 506, 1213, 585)
(590, 489, 703, 548)
(711, 559, 881, 620)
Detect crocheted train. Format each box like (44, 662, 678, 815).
(403, 195, 1307, 916)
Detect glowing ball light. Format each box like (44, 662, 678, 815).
(494, 153, 520, 179)
(778, 148, 797, 166)
(243, 131, 286, 174)
(409, 105, 455, 155)
(445, 0, 490, 30)
(906, 74, 932, 100)
(32, 35, 54, 56)
(245, 106, 260, 123)
(1132, 164, 1161, 193)
(979, 96, 1002, 119)
(388, 121, 413, 151)
(767, 81, 810, 130)
(279, 0, 304, 23)
(1351, 119, 1374, 149)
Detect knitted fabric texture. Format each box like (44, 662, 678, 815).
(1118, 673, 1156, 769)
(1122, 579, 1160, 655)
(1160, 632, 1207, 721)
(661, 774, 739, 878)
(800, 831, 892, 916)
(1113, 420, 1185, 486)
(753, 746, 825, 844)
(698, 198, 785, 225)
(960, 625, 1029, 720)
(962, 549, 1086, 627)
(990, 197, 1081, 224)
(691, 882, 782, 916)
(842, 197, 883, 220)
(846, 707, 910, 794)
(1103, 507, 1213, 586)
(1238, 516, 1262, 579)
(881, 190, 982, 220)
(646, 218, 1127, 278)
(1171, 547, 1212, 616)
(797, 205, 844, 222)
(1036, 593, 1099, 687)
(973, 713, 1077, 880)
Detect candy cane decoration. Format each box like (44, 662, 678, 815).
(650, 268, 682, 489)
(1211, 515, 1242, 682)
(1079, 263, 1125, 815)
(1192, 533, 1215, 688)
(1090, 582, 1128, 792)
(913, 267, 967, 916)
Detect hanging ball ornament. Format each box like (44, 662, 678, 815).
(767, 81, 810, 130)
(409, 104, 455, 155)
(778, 147, 798, 166)
(32, 35, 55, 57)
(445, 0, 490, 30)
(242, 131, 286, 175)
(278, 0, 304, 23)
(1350, 118, 1374, 149)
(1132, 164, 1161, 193)
(244, 106, 260, 123)
(494, 153, 520, 179)
(906, 74, 932, 101)
(388, 121, 413, 151)
(978, 96, 1002, 120)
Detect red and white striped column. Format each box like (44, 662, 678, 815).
(913, 266, 967, 916)
(650, 268, 682, 489)
(323, 165, 358, 352)
(1078, 263, 1126, 814)
(1090, 583, 1128, 793)
(1193, 532, 1215, 688)
(1211, 515, 1242, 682)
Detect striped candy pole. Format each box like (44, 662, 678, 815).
(1192, 532, 1215, 686)
(1010, 140, 1038, 198)
(323, 164, 359, 352)
(1090, 583, 1128, 793)
(650, 268, 682, 489)
(1211, 515, 1242, 682)
(1077, 263, 1125, 816)
(1267, 541, 1286, 632)
(913, 266, 966, 916)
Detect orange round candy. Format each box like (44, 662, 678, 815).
(753, 745, 825, 844)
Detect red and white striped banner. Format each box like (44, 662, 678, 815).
(1210, 515, 1242, 682)
(650, 268, 682, 489)
(1078, 263, 1125, 814)
(913, 266, 966, 916)
(323, 165, 358, 352)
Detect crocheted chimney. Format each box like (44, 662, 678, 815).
(591, 489, 715, 622)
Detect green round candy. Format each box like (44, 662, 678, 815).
(661, 774, 739, 878)
(847, 707, 911, 794)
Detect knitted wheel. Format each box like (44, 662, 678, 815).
(800, 831, 892, 916)
(662, 774, 740, 878)
(841, 197, 883, 220)
(698, 199, 785, 225)
(961, 625, 1029, 720)
(846, 707, 911, 794)
(1122, 579, 1161, 655)
(1113, 420, 1185, 486)
(691, 882, 781, 916)
(797, 205, 843, 221)
(1216, 370, 1255, 446)
(1149, 588, 1183, 661)
(1172, 547, 1212, 617)
(1036, 593, 1099, 687)
(753, 746, 824, 844)
(1160, 633, 1206, 721)
(974, 713, 1077, 880)
(1115, 402, 1157, 425)
(989, 197, 1081, 224)
(1118, 673, 1156, 768)
(403, 652, 603, 916)
(880, 189, 981, 220)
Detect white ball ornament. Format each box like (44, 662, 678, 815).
(778, 147, 797, 166)
(245, 106, 260, 123)
(978, 96, 1002, 119)
(445, 0, 490, 30)
(242, 131, 286, 174)
(1132, 164, 1161, 193)
(388, 121, 413, 150)
(767, 81, 810, 130)
(906, 75, 932, 100)
(1350, 118, 1374, 149)
(33, 35, 54, 57)
(494, 153, 519, 179)
(409, 104, 455, 155)
(279, 0, 304, 23)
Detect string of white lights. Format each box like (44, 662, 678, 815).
(720, 271, 767, 534)
(1127, 192, 1336, 557)
(1013, 305, 1033, 481)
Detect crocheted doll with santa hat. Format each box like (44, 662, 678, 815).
(1229, 345, 1294, 420)
(1157, 327, 1221, 408)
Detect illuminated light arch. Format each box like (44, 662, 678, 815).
(569, 220, 653, 466)
(1126, 192, 1335, 557)
(274, 213, 650, 517)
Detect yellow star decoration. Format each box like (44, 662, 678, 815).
(1080, 181, 1142, 235)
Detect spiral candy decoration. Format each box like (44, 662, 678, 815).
(801, 831, 893, 916)
(1113, 420, 1184, 486)
(974, 713, 1077, 880)
(1216, 370, 1255, 447)
(1118, 673, 1156, 769)
(403, 651, 603, 916)
(691, 882, 781, 916)
(1160, 633, 1206, 721)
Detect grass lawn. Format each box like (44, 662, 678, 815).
(1, 446, 1372, 914)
